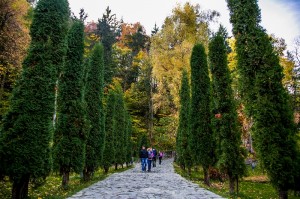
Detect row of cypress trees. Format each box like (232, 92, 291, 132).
(102, 81, 133, 173)
(227, 0, 299, 198)
(0, 0, 133, 198)
(177, 0, 300, 197)
(176, 28, 246, 194)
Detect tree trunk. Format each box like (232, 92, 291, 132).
(180, 164, 185, 170)
(83, 169, 91, 182)
(229, 175, 235, 195)
(62, 170, 70, 189)
(203, 167, 210, 186)
(279, 188, 288, 199)
(115, 163, 118, 170)
(194, 166, 198, 172)
(0, 72, 6, 101)
(188, 167, 191, 176)
(104, 166, 109, 173)
(236, 177, 239, 195)
(12, 174, 30, 199)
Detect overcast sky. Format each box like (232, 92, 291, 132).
(68, 0, 300, 51)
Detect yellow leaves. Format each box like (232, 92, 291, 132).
(227, 37, 237, 72)
(280, 56, 295, 87)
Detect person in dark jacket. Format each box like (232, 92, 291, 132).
(139, 146, 148, 172)
(152, 148, 157, 167)
(147, 147, 153, 172)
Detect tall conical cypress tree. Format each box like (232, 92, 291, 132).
(83, 43, 105, 181)
(125, 114, 133, 166)
(209, 29, 246, 194)
(227, 0, 299, 198)
(0, 0, 69, 198)
(114, 82, 126, 169)
(102, 88, 116, 173)
(226, 0, 261, 116)
(190, 43, 214, 186)
(53, 19, 86, 189)
(176, 69, 192, 172)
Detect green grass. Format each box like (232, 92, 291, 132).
(174, 163, 300, 199)
(0, 165, 132, 199)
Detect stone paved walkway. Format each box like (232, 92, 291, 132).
(68, 159, 224, 199)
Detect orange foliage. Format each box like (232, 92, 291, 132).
(117, 22, 144, 48)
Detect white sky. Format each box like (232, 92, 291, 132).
(68, 0, 300, 51)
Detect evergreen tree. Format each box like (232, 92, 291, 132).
(53, 19, 86, 189)
(151, 23, 159, 36)
(83, 43, 105, 181)
(176, 69, 192, 173)
(0, 0, 69, 198)
(125, 114, 133, 166)
(97, 7, 120, 86)
(102, 88, 116, 173)
(209, 30, 246, 194)
(227, 0, 299, 198)
(114, 82, 126, 169)
(190, 43, 214, 186)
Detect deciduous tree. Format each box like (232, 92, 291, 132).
(0, 0, 30, 121)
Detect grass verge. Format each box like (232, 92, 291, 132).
(0, 165, 132, 199)
(174, 163, 300, 199)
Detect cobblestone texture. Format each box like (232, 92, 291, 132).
(68, 159, 224, 199)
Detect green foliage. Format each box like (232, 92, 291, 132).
(138, 134, 149, 150)
(226, 0, 261, 116)
(102, 81, 132, 170)
(102, 88, 116, 172)
(53, 20, 86, 178)
(124, 52, 154, 150)
(227, 0, 300, 196)
(83, 43, 105, 179)
(253, 30, 298, 192)
(176, 70, 192, 170)
(0, 0, 70, 196)
(209, 29, 246, 193)
(112, 46, 135, 91)
(113, 82, 126, 166)
(125, 115, 133, 163)
(190, 43, 214, 184)
(97, 7, 120, 86)
(125, 25, 149, 56)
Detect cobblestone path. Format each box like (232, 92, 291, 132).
(68, 159, 224, 199)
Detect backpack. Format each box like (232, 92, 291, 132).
(148, 151, 154, 159)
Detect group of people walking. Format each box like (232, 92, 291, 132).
(139, 146, 164, 172)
